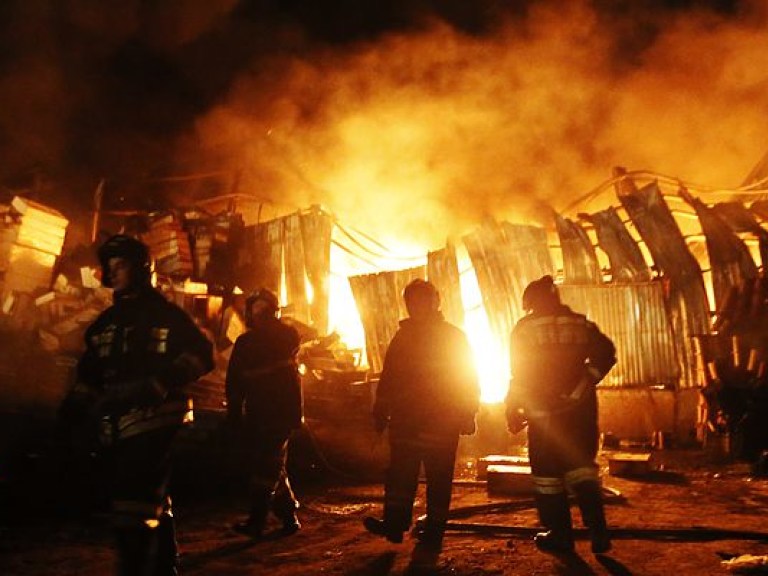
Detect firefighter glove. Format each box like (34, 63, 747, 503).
(506, 406, 528, 434)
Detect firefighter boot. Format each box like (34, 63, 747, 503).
(363, 517, 405, 543)
(533, 492, 574, 553)
(417, 517, 446, 553)
(234, 488, 271, 538)
(272, 483, 301, 536)
(115, 524, 158, 576)
(571, 480, 611, 554)
(153, 509, 179, 576)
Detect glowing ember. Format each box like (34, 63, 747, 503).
(183, 279, 208, 295)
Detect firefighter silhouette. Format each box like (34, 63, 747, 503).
(63, 234, 214, 575)
(506, 275, 616, 554)
(363, 279, 479, 559)
(226, 288, 303, 537)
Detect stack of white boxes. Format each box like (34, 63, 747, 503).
(0, 196, 68, 294)
(143, 212, 193, 278)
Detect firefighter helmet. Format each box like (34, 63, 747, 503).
(245, 288, 280, 324)
(521, 275, 559, 313)
(97, 234, 151, 288)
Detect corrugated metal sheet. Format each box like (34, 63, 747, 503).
(714, 202, 768, 268)
(559, 283, 680, 387)
(348, 266, 425, 372)
(500, 222, 554, 305)
(583, 207, 651, 283)
(556, 214, 601, 284)
(300, 207, 333, 333)
(616, 178, 711, 387)
(427, 241, 464, 327)
(283, 212, 310, 324)
(264, 218, 284, 296)
(687, 194, 757, 309)
(463, 220, 516, 346)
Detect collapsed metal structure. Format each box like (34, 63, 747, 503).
(4, 168, 768, 450)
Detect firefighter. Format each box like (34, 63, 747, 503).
(65, 234, 214, 575)
(226, 288, 302, 537)
(506, 275, 616, 554)
(363, 279, 480, 557)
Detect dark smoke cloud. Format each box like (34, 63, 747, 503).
(0, 0, 760, 242)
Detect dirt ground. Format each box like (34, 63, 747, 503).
(2, 450, 768, 576)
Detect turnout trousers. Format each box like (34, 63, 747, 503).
(110, 426, 180, 576)
(385, 427, 460, 550)
(527, 396, 609, 550)
(245, 432, 299, 528)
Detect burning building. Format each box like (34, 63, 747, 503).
(4, 155, 768, 472)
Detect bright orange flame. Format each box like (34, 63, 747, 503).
(305, 273, 315, 306)
(457, 250, 509, 404)
(327, 242, 367, 352)
(327, 234, 509, 403)
(183, 279, 208, 295)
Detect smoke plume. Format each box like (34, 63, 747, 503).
(0, 0, 766, 249)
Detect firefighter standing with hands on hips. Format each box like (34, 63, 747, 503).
(506, 275, 616, 554)
(61, 235, 214, 575)
(226, 288, 303, 537)
(363, 279, 480, 560)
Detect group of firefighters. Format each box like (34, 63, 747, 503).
(59, 234, 617, 574)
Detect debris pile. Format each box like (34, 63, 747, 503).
(696, 274, 768, 458)
(0, 197, 68, 294)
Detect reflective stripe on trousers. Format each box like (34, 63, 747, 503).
(564, 466, 599, 489)
(533, 475, 565, 495)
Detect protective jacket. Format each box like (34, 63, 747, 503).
(74, 287, 214, 443)
(507, 304, 615, 418)
(226, 316, 302, 435)
(506, 303, 616, 554)
(374, 312, 479, 433)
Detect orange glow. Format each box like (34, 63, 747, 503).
(457, 249, 509, 404)
(327, 232, 508, 403)
(305, 273, 315, 306)
(183, 279, 208, 295)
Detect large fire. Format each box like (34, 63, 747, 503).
(184, 4, 768, 403)
(326, 234, 509, 404)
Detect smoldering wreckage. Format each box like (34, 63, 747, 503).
(5, 165, 768, 574)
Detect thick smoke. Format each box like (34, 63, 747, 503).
(183, 0, 768, 248)
(1, 0, 766, 249)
